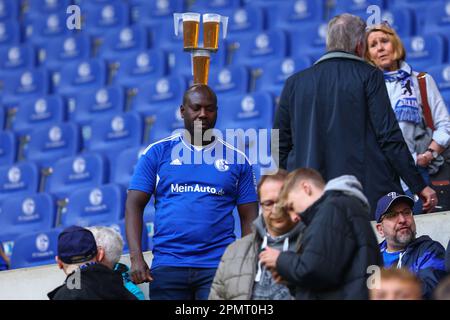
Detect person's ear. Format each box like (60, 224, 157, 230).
(375, 223, 384, 237)
(96, 247, 105, 262)
(355, 41, 365, 58)
(55, 256, 64, 270)
(180, 105, 185, 118)
(303, 182, 312, 196)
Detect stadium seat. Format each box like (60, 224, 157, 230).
(131, 0, 185, 24)
(109, 145, 145, 188)
(24, 13, 72, 46)
(227, 30, 288, 69)
(69, 85, 125, 126)
(9, 229, 60, 269)
(227, 5, 265, 35)
(0, 193, 56, 239)
(423, 1, 450, 36)
(0, 19, 20, 47)
(391, 0, 435, 34)
(38, 33, 91, 72)
(0, 161, 40, 204)
(0, 44, 36, 72)
(0, 0, 19, 21)
(12, 95, 65, 136)
(85, 111, 143, 164)
(148, 105, 185, 143)
(27, 0, 72, 15)
(0, 68, 50, 108)
(61, 184, 126, 227)
(112, 49, 167, 89)
(45, 152, 108, 200)
(333, 0, 385, 17)
(107, 220, 149, 253)
(265, 0, 325, 30)
(0, 105, 4, 129)
(427, 63, 450, 113)
(0, 130, 15, 166)
(84, 1, 130, 38)
(256, 56, 311, 98)
(190, 0, 241, 12)
(402, 34, 446, 72)
(23, 122, 81, 168)
(131, 76, 186, 117)
(98, 25, 149, 63)
(380, 7, 415, 38)
(289, 22, 329, 62)
(55, 58, 107, 97)
(209, 64, 249, 97)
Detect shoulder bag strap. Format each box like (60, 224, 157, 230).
(417, 72, 435, 131)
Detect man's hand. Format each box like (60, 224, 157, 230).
(419, 186, 437, 213)
(416, 152, 433, 167)
(259, 246, 281, 269)
(130, 255, 153, 284)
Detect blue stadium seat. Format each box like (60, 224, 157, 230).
(0, 105, 4, 129)
(0, 68, 50, 108)
(209, 64, 249, 97)
(84, 1, 130, 38)
(61, 184, 125, 227)
(69, 85, 124, 126)
(27, 0, 72, 15)
(110, 145, 145, 188)
(0, 19, 20, 47)
(190, 0, 241, 12)
(289, 22, 328, 62)
(23, 122, 81, 168)
(0, 130, 15, 166)
(256, 56, 311, 98)
(427, 63, 450, 113)
(86, 111, 143, 163)
(380, 7, 415, 38)
(265, 0, 325, 30)
(333, 0, 385, 17)
(131, 0, 184, 24)
(0, 193, 56, 239)
(98, 25, 149, 63)
(107, 220, 149, 253)
(55, 58, 107, 97)
(216, 91, 274, 132)
(132, 76, 186, 117)
(38, 33, 91, 73)
(402, 34, 445, 72)
(10, 229, 60, 269)
(391, 0, 435, 34)
(227, 30, 288, 69)
(227, 5, 265, 35)
(45, 152, 108, 200)
(0, 161, 40, 204)
(24, 13, 72, 46)
(12, 95, 65, 136)
(148, 105, 185, 143)
(0, 44, 36, 72)
(0, 0, 19, 21)
(423, 1, 450, 36)
(112, 49, 167, 89)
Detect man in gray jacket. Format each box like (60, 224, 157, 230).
(209, 170, 304, 300)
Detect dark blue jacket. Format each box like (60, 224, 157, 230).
(274, 51, 426, 218)
(380, 235, 447, 299)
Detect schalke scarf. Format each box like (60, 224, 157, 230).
(384, 64, 421, 124)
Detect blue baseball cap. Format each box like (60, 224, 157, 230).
(57, 226, 97, 264)
(375, 192, 415, 223)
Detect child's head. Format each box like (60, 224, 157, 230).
(370, 267, 422, 300)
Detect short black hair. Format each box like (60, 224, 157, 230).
(182, 84, 217, 106)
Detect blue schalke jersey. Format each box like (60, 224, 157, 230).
(128, 134, 258, 268)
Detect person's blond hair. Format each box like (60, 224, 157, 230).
(365, 23, 406, 66)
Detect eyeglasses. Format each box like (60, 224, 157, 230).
(260, 200, 277, 210)
(381, 208, 413, 221)
(365, 20, 392, 32)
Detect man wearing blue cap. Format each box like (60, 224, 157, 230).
(375, 192, 447, 299)
(47, 226, 136, 300)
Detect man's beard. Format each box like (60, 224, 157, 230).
(388, 228, 416, 248)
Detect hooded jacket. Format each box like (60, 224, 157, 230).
(48, 263, 137, 300)
(380, 235, 446, 299)
(209, 215, 304, 300)
(274, 51, 427, 219)
(276, 175, 383, 300)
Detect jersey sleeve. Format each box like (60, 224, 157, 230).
(128, 145, 160, 195)
(236, 160, 258, 205)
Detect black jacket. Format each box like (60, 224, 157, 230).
(276, 190, 383, 300)
(274, 51, 426, 218)
(48, 263, 137, 300)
